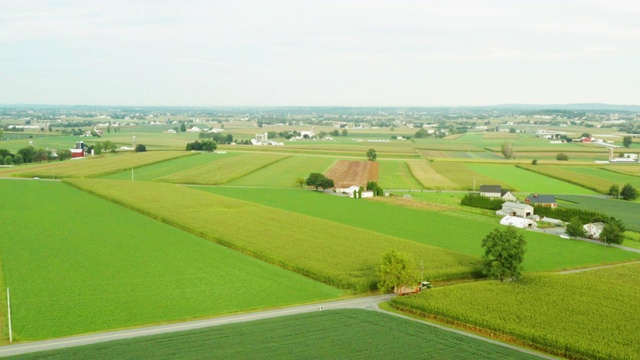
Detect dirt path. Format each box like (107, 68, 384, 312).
(557, 260, 640, 274)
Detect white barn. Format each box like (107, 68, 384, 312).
(500, 216, 537, 229)
(497, 202, 534, 218)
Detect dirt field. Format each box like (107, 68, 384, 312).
(325, 160, 379, 188)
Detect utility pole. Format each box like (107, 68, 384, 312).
(7, 288, 12, 343)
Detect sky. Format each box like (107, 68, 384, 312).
(1, 0, 639, 107)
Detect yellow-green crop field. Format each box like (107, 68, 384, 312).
(226, 156, 337, 187)
(65, 179, 479, 291)
(377, 160, 423, 189)
(0, 151, 192, 179)
(391, 263, 640, 360)
(157, 153, 289, 185)
(428, 162, 509, 190)
(406, 160, 458, 189)
(517, 165, 625, 193)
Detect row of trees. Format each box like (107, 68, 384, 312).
(199, 132, 233, 144)
(460, 193, 505, 210)
(366, 181, 384, 196)
(533, 205, 626, 231)
(608, 183, 638, 200)
(185, 140, 217, 152)
(0, 146, 71, 165)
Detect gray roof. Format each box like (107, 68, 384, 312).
(502, 201, 533, 210)
(480, 185, 501, 193)
(525, 195, 556, 204)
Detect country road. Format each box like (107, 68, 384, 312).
(0, 294, 555, 359)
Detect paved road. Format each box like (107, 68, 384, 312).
(0, 294, 553, 359)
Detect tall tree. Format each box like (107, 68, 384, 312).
(294, 177, 306, 188)
(566, 217, 587, 238)
(306, 173, 325, 191)
(481, 227, 526, 281)
(500, 142, 514, 159)
(366, 148, 377, 161)
(608, 184, 620, 198)
(600, 222, 624, 245)
(620, 183, 638, 201)
(377, 250, 420, 293)
(623, 136, 632, 148)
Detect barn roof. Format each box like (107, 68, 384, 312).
(480, 185, 502, 193)
(525, 195, 557, 204)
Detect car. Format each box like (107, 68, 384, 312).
(33, 177, 40, 180)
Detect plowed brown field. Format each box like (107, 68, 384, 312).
(325, 160, 379, 188)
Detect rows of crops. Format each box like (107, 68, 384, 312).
(11, 310, 542, 360)
(376, 161, 423, 189)
(157, 153, 288, 185)
(203, 187, 640, 272)
(406, 160, 457, 189)
(428, 162, 509, 190)
(0, 180, 342, 340)
(227, 155, 337, 187)
(0, 151, 193, 179)
(66, 179, 479, 291)
(391, 263, 640, 359)
(518, 165, 623, 193)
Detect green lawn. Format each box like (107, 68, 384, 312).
(202, 187, 640, 272)
(0, 180, 342, 340)
(392, 263, 640, 360)
(9, 310, 543, 360)
(465, 164, 598, 194)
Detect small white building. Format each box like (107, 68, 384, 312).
(497, 202, 534, 218)
(583, 222, 605, 239)
(500, 216, 537, 229)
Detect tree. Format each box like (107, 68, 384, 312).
(414, 128, 428, 138)
(623, 136, 633, 148)
(620, 183, 638, 200)
(135, 144, 147, 152)
(3, 155, 12, 165)
(93, 142, 103, 155)
(565, 217, 586, 238)
(319, 177, 334, 190)
(377, 250, 420, 293)
(17, 146, 36, 163)
(500, 142, 514, 159)
(0, 129, 3, 140)
(531, 159, 538, 165)
(13, 154, 23, 165)
(608, 184, 620, 198)
(294, 177, 306, 188)
(341, 129, 348, 136)
(58, 149, 72, 161)
(509, 128, 516, 133)
(180, 123, 187, 132)
(600, 222, 624, 245)
(481, 227, 526, 281)
(366, 148, 377, 161)
(556, 153, 569, 161)
(306, 173, 325, 191)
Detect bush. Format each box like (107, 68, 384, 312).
(531, 159, 538, 165)
(556, 153, 569, 161)
(135, 144, 147, 152)
(620, 183, 638, 201)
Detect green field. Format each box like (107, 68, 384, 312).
(201, 187, 640, 272)
(429, 162, 510, 190)
(557, 195, 640, 232)
(227, 155, 337, 187)
(568, 166, 640, 190)
(391, 263, 640, 360)
(10, 310, 543, 360)
(465, 164, 598, 194)
(100, 152, 240, 181)
(157, 152, 289, 184)
(0, 151, 192, 179)
(65, 179, 479, 291)
(377, 160, 423, 189)
(406, 160, 458, 189)
(0, 180, 342, 340)
(517, 165, 622, 193)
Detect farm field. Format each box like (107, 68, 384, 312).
(517, 164, 630, 193)
(66, 179, 479, 291)
(325, 160, 379, 188)
(567, 166, 640, 189)
(556, 195, 640, 232)
(377, 160, 423, 189)
(227, 155, 337, 188)
(428, 162, 510, 190)
(202, 187, 640, 272)
(0, 180, 342, 340)
(465, 164, 598, 194)
(606, 164, 640, 176)
(0, 151, 193, 179)
(157, 153, 288, 185)
(391, 263, 640, 360)
(100, 152, 240, 181)
(10, 309, 543, 360)
(406, 160, 457, 189)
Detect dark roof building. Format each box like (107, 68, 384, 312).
(524, 194, 557, 208)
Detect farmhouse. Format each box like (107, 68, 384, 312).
(497, 202, 534, 217)
(525, 194, 557, 208)
(583, 222, 605, 239)
(500, 215, 537, 229)
(480, 185, 517, 202)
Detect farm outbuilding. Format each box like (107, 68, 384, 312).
(480, 185, 517, 202)
(583, 222, 605, 239)
(525, 194, 557, 208)
(497, 202, 534, 218)
(500, 216, 537, 229)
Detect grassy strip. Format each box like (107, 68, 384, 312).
(65, 179, 479, 292)
(391, 266, 640, 360)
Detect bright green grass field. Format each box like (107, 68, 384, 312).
(100, 152, 240, 181)
(202, 188, 640, 272)
(0, 180, 342, 340)
(66, 179, 478, 291)
(569, 166, 640, 189)
(9, 309, 542, 360)
(465, 164, 598, 194)
(391, 264, 640, 360)
(226, 155, 337, 188)
(377, 160, 424, 189)
(556, 195, 640, 232)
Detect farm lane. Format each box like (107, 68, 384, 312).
(557, 260, 640, 274)
(0, 295, 392, 357)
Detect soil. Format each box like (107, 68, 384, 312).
(325, 160, 379, 188)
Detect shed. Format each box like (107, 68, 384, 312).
(525, 194, 557, 208)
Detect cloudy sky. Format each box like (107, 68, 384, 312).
(1, 0, 639, 106)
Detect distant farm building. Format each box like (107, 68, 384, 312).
(70, 141, 85, 159)
(525, 194, 557, 208)
(480, 185, 517, 202)
(584, 222, 605, 240)
(497, 202, 534, 218)
(500, 215, 537, 229)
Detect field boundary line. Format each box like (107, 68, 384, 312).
(557, 260, 640, 274)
